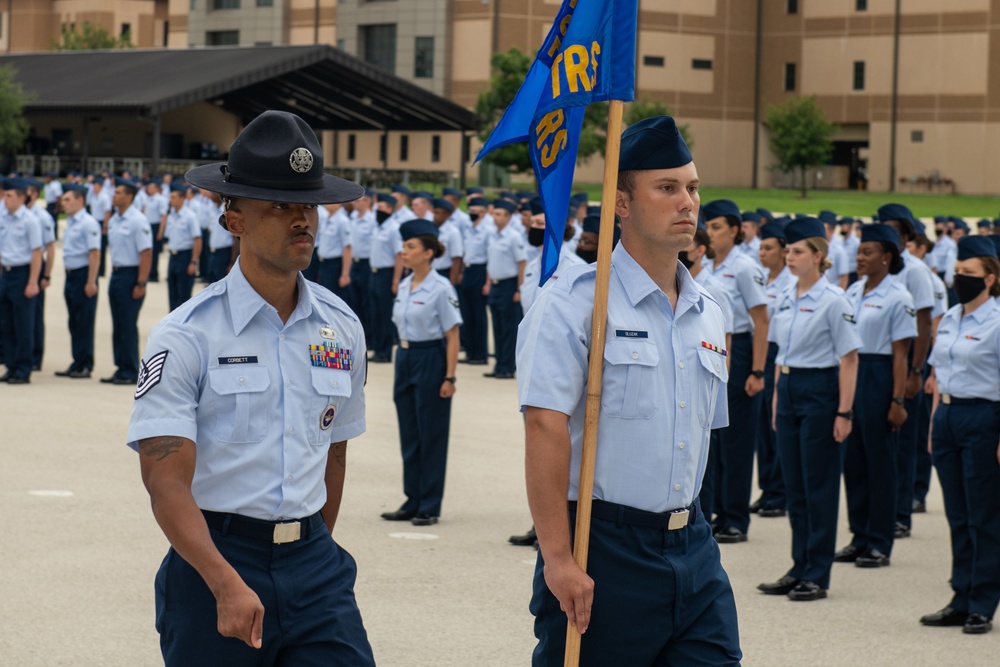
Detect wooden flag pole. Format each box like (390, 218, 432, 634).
(563, 98, 625, 667)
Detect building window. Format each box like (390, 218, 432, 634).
(336, 38, 346, 50)
(399, 134, 409, 162)
(379, 134, 387, 162)
(360, 24, 397, 75)
(431, 135, 441, 163)
(163, 21, 169, 46)
(415, 37, 434, 78)
(692, 59, 713, 71)
(853, 61, 865, 91)
(784, 63, 796, 92)
(212, 0, 240, 8)
(257, 0, 273, 5)
(642, 55, 665, 67)
(911, 130, 924, 143)
(856, 0, 867, 10)
(347, 134, 356, 161)
(207, 30, 239, 46)
(121, 23, 131, 37)
(787, 0, 798, 14)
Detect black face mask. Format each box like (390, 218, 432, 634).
(527, 227, 545, 247)
(376, 209, 391, 224)
(470, 212, 481, 222)
(576, 248, 597, 264)
(678, 250, 694, 270)
(953, 273, 988, 304)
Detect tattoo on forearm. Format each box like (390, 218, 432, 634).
(139, 437, 185, 461)
(333, 442, 346, 468)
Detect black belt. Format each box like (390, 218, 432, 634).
(858, 354, 892, 362)
(732, 331, 752, 339)
(399, 338, 444, 349)
(1, 264, 29, 271)
(352, 257, 370, 263)
(66, 266, 90, 274)
(568, 498, 698, 531)
(202, 510, 324, 545)
(169, 249, 193, 255)
(491, 276, 517, 285)
(941, 395, 997, 406)
(112, 266, 138, 272)
(779, 366, 837, 375)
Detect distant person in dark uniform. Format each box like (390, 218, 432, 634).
(483, 199, 525, 379)
(458, 196, 492, 365)
(0, 178, 43, 384)
(55, 184, 101, 378)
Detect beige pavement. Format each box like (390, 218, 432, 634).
(0, 257, 996, 666)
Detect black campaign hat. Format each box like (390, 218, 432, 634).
(185, 111, 363, 205)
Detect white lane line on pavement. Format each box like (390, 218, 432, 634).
(28, 490, 75, 497)
(521, 559, 536, 565)
(388, 532, 440, 540)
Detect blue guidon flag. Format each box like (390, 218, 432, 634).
(476, 0, 637, 285)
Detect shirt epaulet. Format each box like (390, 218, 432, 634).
(558, 262, 597, 293)
(311, 283, 363, 324)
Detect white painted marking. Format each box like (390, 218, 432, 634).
(388, 532, 440, 541)
(521, 559, 537, 565)
(29, 490, 74, 497)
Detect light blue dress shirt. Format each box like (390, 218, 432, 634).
(929, 270, 948, 319)
(765, 266, 793, 319)
(703, 249, 767, 334)
(899, 249, 936, 311)
(0, 205, 42, 266)
(929, 300, 1000, 401)
(517, 244, 730, 513)
(694, 269, 736, 335)
(845, 276, 916, 354)
(350, 210, 375, 259)
(738, 236, 761, 265)
(31, 203, 56, 246)
(769, 276, 861, 368)
(370, 218, 403, 270)
(462, 219, 493, 265)
(318, 207, 351, 259)
(431, 220, 464, 272)
(108, 205, 152, 267)
(486, 225, 526, 280)
(392, 271, 463, 341)
(62, 211, 102, 270)
(142, 192, 168, 225)
(127, 259, 367, 521)
(521, 245, 585, 313)
(843, 234, 860, 274)
(165, 206, 201, 252)
(88, 190, 112, 224)
(825, 239, 850, 283)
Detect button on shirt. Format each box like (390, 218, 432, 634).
(432, 220, 464, 272)
(929, 300, 1000, 401)
(517, 244, 730, 513)
(164, 206, 201, 252)
(126, 259, 367, 521)
(486, 225, 526, 280)
(392, 271, 463, 341)
(108, 205, 152, 267)
(769, 276, 861, 368)
(521, 245, 585, 313)
(370, 218, 403, 269)
(703, 250, 767, 334)
(0, 206, 42, 266)
(318, 207, 351, 260)
(845, 276, 916, 354)
(62, 211, 102, 270)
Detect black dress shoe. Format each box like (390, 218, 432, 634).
(466, 359, 488, 365)
(749, 497, 764, 513)
(787, 581, 827, 601)
(913, 499, 927, 514)
(509, 527, 537, 547)
(493, 372, 516, 379)
(834, 543, 865, 563)
(411, 513, 438, 526)
(0, 373, 9, 382)
(68, 369, 91, 379)
(99, 375, 119, 384)
(32, 364, 41, 371)
(6, 376, 29, 384)
(714, 527, 747, 544)
(370, 356, 391, 364)
(758, 575, 800, 595)
(920, 606, 969, 627)
(758, 507, 787, 518)
(380, 509, 416, 521)
(111, 376, 135, 385)
(55, 367, 75, 377)
(856, 548, 890, 568)
(963, 613, 993, 635)
(895, 522, 911, 538)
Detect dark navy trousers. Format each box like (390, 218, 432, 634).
(914, 363, 934, 504)
(776, 368, 843, 590)
(531, 502, 741, 666)
(368, 267, 396, 360)
(149, 223, 163, 282)
(459, 263, 488, 362)
(844, 355, 898, 555)
(711, 332, 761, 533)
(393, 343, 452, 516)
(349, 258, 372, 347)
(208, 247, 232, 284)
(317, 257, 349, 305)
(108, 267, 144, 381)
(155, 515, 374, 666)
(32, 260, 47, 368)
(932, 401, 1000, 618)
(64, 267, 98, 372)
(0, 265, 36, 379)
(699, 431, 721, 524)
(167, 250, 196, 312)
(199, 227, 212, 277)
(303, 248, 320, 283)
(755, 342, 785, 510)
(487, 277, 521, 374)
(896, 379, 924, 530)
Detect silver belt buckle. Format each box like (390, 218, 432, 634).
(667, 509, 690, 531)
(273, 521, 301, 544)
(780, 365, 790, 375)
(400, 340, 410, 349)
(942, 394, 952, 405)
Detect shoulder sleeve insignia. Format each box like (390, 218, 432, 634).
(449, 297, 459, 308)
(134, 350, 169, 399)
(843, 314, 857, 324)
(753, 275, 765, 286)
(905, 306, 916, 316)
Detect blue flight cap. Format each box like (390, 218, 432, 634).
(583, 207, 602, 234)
(784, 217, 826, 245)
(912, 219, 927, 235)
(978, 219, 993, 230)
(570, 191, 588, 205)
(431, 197, 454, 213)
(618, 116, 693, 171)
(376, 193, 395, 205)
(114, 176, 139, 191)
(990, 235, 1000, 257)
(838, 217, 854, 227)
(399, 219, 439, 240)
(499, 191, 516, 201)
(391, 184, 411, 196)
(26, 178, 44, 190)
(442, 187, 462, 198)
(741, 211, 761, 224)
(171, 183, 191, 195)
(5, 177, 30, 191)
(933, 215, 948, 224)
(954, 218, 970, 233)
(759, 222, 785, 242)
(492, 199, 517, 213)
(466, 187, 484, 195)
(773, 215, 792, 228)
(528, 197, 544, 216)
(363, 188, 375, 198)
(63, 183, 88, 194)
(957, 235, 996, 261)
(860, 223, 901, 248)
(702, 199, 741, 227)
(468, 196, 490, 208)
(877, 203, 916, 229)
(517, 190, 536, 200)
(818, 210, 837, 224)
(411, 190, 434, 202)
(757, 208, 773, 221)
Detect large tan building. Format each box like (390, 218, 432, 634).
(8, 1, 1000, 194)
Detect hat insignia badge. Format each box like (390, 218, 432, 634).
(290, 148, 314, 173)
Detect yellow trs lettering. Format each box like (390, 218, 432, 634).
(535, 110, 568, 169)
(550, 41, 601, 98)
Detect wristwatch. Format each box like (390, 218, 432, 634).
(444, 377, 457, 384)
(136, 281, 147, 288)
(909, 366, 922, 375)
(836, 410, 855, 421)
(891, 397, 905, 406)
(750, 370, 765, 379)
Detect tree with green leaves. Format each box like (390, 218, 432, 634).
(766, 96, 837, 198)
(0, 65, 30, 158)
(590, 98, 694, 158)
(52, 23, 133, 51)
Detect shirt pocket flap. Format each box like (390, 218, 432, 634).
(697, 347, 729, 383)
(311, 367, 352, 398)
(209, 365, 270, 395)
(604, 339, 659, 367)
